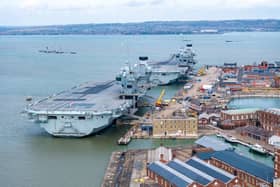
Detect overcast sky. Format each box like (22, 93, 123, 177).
(1, 0, 280, 26)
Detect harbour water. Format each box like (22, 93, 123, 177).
(213, 135, 274, 167)
(1, 32, 280, 186)
(228, 97, 280, 109)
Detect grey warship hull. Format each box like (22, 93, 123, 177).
(25, 81, 134, 137)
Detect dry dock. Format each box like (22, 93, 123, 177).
(102, 146, 193, 187)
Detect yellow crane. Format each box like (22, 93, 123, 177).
(155, 89, 166, 107)
(197, 67, 206, 76)
(188, 111, 197, 117)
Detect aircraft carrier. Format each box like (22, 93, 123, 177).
(25, 81, 137, 137)
(25, 44, 197, 137)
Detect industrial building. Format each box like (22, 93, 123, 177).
(197, 150, 274, 187)
(147, 156, 244, 187)
(220, 108, 259, 129)
(221, 108, 280, 142)
(237, 125, 273, 142)
(257, 108, 280, 134)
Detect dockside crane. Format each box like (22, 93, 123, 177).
(155, 89, 166, 107)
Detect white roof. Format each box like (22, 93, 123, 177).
(148, 146, 172, 163)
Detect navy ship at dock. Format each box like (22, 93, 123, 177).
(24, 45, 198, 137)
(25, 80, 139, 137)
(150, 44, 197, 79)
(24, 57, 184, 137)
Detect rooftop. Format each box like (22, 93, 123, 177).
(195, 136, 233, 151)
(148, 161, 193, 187)
(148, 157, 236, 186)
(167, 159, 213, 185)
(186, 157, 235, 183)
(147, 146, 172, 163)
(236, 125, 273, 138)
(244, 71, 275, 77)
(197, 150, 274, 183)
(222, 108, 259, 115)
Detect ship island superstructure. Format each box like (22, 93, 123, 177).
(150, 44, 197, 80)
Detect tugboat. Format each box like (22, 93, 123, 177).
(249, 144, 268, 155)
(224, 135, 239, 144)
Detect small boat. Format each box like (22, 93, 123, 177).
(216, 132, 224, 138)
(25, 96, 32, 102)
(225, 40, 233, 43)
(224, 135, 239, 144)
(117, 136, 131, 145)
(249, 144, 267, 155)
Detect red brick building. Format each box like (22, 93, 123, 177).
(237, 125, 273, 142)
(147, 157, 244, 187)
(197, 150, 274, 187)
(222, 63, 238, 74)
(220, 108, 258, 128)
(274, 73, 280, 88)
(275, 148, 280, 179)
(257, 109, 280, 135)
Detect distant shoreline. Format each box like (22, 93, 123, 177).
(1, 19, 280, 35)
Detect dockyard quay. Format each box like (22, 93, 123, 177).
(104, 60, 280, 187)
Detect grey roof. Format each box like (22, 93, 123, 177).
(190, 98, 201, 106)
(209, 150, 274, 183)
(167, 159, 213, 185)
(222, 108, 259, 115)
(195, 136, 233, 151)
(29, 81, 127, 113)
(186, 157, 235, 183)
(199, 113, 220, 120)
(236, 126, 273, 138)
(196, 152, 215, 160)
(148, 161, 193, 187)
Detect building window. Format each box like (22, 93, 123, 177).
(78, 116, 86, 120)
(48, 116, 57, 120)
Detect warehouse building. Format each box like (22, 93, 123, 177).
(147, 156, 244, 187)
(197, 150, 274, 187)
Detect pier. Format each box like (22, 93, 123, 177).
(211, 125, 275, 156)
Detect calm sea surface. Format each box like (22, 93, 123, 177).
(1, 33, 280, 187)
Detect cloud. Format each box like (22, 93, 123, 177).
(18, 0, 280, 11)
(1, 0, 280, 25)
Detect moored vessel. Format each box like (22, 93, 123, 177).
(249, 144, 268, 155)
(25, 81, 136, 137)
(224, 135, 239, 144)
